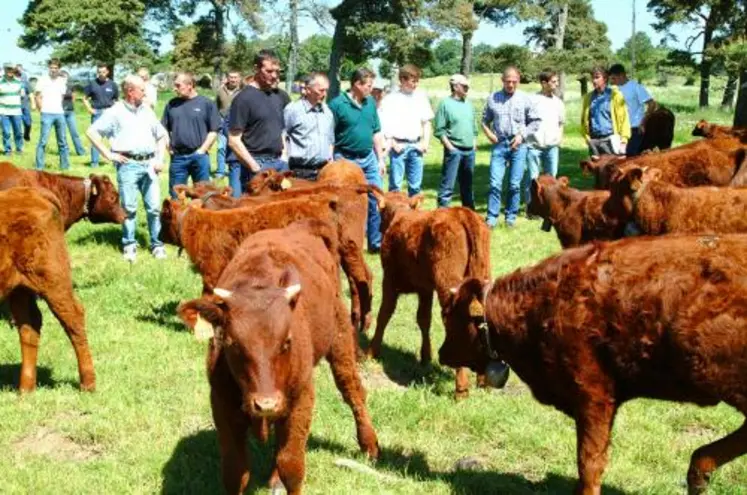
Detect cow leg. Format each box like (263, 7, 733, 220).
(211, 388, 251, 495)
(361, 263, 374, 333)
(274, 387, 315, 495)
(455, 368, 470, 401)
(416, 291, 433, 365)
(338, 240, 371, 335)
(9, 288, 42, 393)
(41, 286, 95, 392)
(687, 419, 747, 494)
(327, 310, 379, 458)
(575, 400, 617, 495)
(366, 274, 398, 360)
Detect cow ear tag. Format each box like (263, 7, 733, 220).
(194, 315, 215, 341)
(280, 178, 292, 190)
(468, 298, 484, 318)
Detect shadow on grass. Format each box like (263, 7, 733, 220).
(0, 364, 78, 391)
(136, 300, 185, 332)
(161, 428, 630, 494)
(71, 224, 148, 249)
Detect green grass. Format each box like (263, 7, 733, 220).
(0, 84, 745, 494)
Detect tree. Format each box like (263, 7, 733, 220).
(615, 32, 667, 82)
(424, 39, 462, 77)
(474, 44, 535, 78)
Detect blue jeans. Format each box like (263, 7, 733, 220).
(1, 115, 23, 153)
(216, 132, 227, 177)
(388, 144, 423, 196)
(64, 111, 86, 155)
(169, 152, 211, 199)
(228, 156, 288, 198)
(335, 150, 382, 251)
(523, 145, 559, 207)
(35, 113, 70, 170)
(437, 147, 475, 208)
(21, 101, 31, 128)
(117, 161, 162, 249)
(487, 140, 527, 226)
(90, 110, 104, 167)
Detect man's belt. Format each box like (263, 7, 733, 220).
(590, 133, 612, 140)
(117, 151, 155, 161)
(288, 157, 328, 170)
(393, 137, 420, 144)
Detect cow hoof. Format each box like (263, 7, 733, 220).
(80, 380, 96, 392)
(687, 468, 710, 495)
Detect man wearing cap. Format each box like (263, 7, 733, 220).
(34, 58, 70, 170)
(0, 62, 25, 155)
(379, 64, 433, 196)
(83, 63, 119, 167)
(434, 73, 477, 209)
(371, 79, 387, 108)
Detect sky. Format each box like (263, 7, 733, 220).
(1, 1, 696, 74)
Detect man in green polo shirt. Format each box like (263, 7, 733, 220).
(0, 62, 25, 155)
(434, 74, 478, 208)
(329, 67, 388, 253)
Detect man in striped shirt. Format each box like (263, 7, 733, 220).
(0, 62, 25, 155)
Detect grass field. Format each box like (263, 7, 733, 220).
(0, 81, 745, 494)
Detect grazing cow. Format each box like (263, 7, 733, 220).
(160, 194, 373, 335)
(527, 175, 627, 248)
(439, 235, 747, 494)
(0, 161, 126, 230)
(177, 219, 379, 495)
(639, 104, 675, 152)
(691, 119, 747, 140)
(611, 165, 747, 235)
(0, 187, 95, 393)
(366, 192, 491, 399)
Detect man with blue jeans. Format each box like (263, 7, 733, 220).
(16, 65, 32, 142)
(482, 66, 540, 228)
(61, 70, 86, 156)
(434, 74, 477, 209)
(87, 74, 169, 262)
(0, 63, 25, 155)
(162, 72, 220, 198)
(329, 67, 388, 253)
(34, 58, 70, 170)
(83, 63, 119, 168)
(215, 70, 241, 179)
(379, 64, 433, 196)
(227, 50, 289, 197)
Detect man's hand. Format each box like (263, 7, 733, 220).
(248, 160, 261, 173)
(391, 142, 404, 154)
(378, 159, 386, 177)
(195, 148, 207, 155)
(108, 151, 127, 164)
(152, 162, 165, 173)
(590, 154, 600, 161)
(510, 134, 523, 150)
(418, 143, 429, 154)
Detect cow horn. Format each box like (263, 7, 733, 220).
(468, 297, 484, 318)
(284, 284, 301, 301)
(214, 288, 233, 299)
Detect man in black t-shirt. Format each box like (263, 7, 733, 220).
(83, 62, 119, 167)
(227, 49, 290, 197)
(162, 72, 221, 199)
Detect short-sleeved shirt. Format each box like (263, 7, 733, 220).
(35, 75, 67, 114)
(617, 80, 652, 128)
(328, 92, 381, 158)
(379, 87, 434, 141)
(284, 98, 335, 162)
(84, 78, 119, 110)
(0, 76, 24, 116)
(162, 95, 221, 154)
(527, 92, 565, 148)
(228, 85, 290, 156)
(90, 101, 167, 155)
(216, 84, 241, 117)
(589, 88, 614, 138)
(482, 89, 539, 141)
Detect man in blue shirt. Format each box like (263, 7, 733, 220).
(83, 63, 119, 168)
(609, 63, 655, 157)
(482, 66, 540, 228)
(162, 72, 221, 198)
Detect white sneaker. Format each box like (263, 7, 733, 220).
(123, 244, 137, 263)
(151, 246, 167, 260)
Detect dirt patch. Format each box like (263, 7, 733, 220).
(682, 424, 719, 439)
(14, 427, 102, 462)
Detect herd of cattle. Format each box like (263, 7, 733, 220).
(1, 118, 747, 494)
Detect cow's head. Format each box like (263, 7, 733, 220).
(579, 157, 600, 176)
(527, 175, 567, 222)
(87, 175, 126, 225)
(609, 165, 659, 209)
(692, 119, 710, 137)
(178, 268, 302, 420)
(246, 170, 296, 195)
(173, 181, 232, 200)
(159, 198, 190, 247)
(373, 191, 424, 234)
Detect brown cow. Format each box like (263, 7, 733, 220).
(527, 175, 627, 248)
(246, 159, 366, 195)
(160, 194, 373, 335)
(611, 165, 747, 235)
(177, 219, 378, 495)
(691, 119, 747, 140)
(579, 155, 628, 190)
(0, 187, 95, 393)
(639, 104, 675, 152)
(439, 234, 747, 494)
(366, 192, 491, 399)
(0, 162, 126, 230)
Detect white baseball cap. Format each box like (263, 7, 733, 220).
(449, 74, 469, 87)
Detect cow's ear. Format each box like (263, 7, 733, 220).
(410, 194, 425, 210)
(221, 186, 233, 197)
(279, 267, 302, 307)
(371, 189, 386, 210)
(178, 297, 226, 342)
(627, 167, 645, 191)
(173, 185, 188, 201)
(531, 178, 543, 198)
(558, 176, 570, 188)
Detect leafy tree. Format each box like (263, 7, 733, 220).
(171, 23, 214, 74)
(474, 44, 535, 79)
(614, 32, 667, 82)
(424, 38, 462, 77)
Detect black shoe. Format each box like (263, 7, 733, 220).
(367, 246, 381, 255)
(23, 130, 30, 142)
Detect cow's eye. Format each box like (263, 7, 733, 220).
(281, 337, 291, 354)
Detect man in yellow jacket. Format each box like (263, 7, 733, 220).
(581, 66, 631, 159)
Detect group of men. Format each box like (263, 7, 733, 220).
(0, 63, 32, 156)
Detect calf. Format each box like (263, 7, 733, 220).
(439, 234, 747, 494)
(0, 161, 125, 230)
(0, 187, 95, 393)
(527, 175, 627, 248)
(610, 165, 747, 235)
(367, 192, 491, 399)
(691, 119, 747, 140)
(640, 104, 675, 152)
(177, 219, 378, 495)
(247, 159, 367, 195)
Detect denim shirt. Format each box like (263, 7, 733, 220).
(482, 89, 539, 141)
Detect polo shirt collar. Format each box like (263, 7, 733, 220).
(302, 98, 323, 113)
(344, 91, 367, 109)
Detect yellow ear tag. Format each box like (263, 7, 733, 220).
(280, 178, 292, 190)
(468, 298, 485, 318)
(194, 315, 215, 341)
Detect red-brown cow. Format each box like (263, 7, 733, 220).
(246, 159, 366, 195)
(178, 219, 378, 495)
(527, 175, 627, 248)
(639, 104, 675, 152)
(367, 192, 491, 398)
(439, 235, 747, 494)
(0, 187, 95, 393)
(691, 119, 747, 140)
(0, 162, 125, 230)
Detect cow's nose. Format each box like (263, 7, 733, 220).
(253, 396, 279, 413)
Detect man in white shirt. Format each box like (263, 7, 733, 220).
(34, 58, 70, 170)
(137, 67, 157, 110)
(378, 64, 434, 196)
(609, 63, 655, 157)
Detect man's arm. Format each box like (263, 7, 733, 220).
(197, 102, 221, 154)
(86, 127, 126, 165)
(81, 93, 95, 115)
(34, 92, 42, 112)
(481, 101, 498, 144)
(420, 120, 432, 154)
(373, 131, 387, 176)
(228, 130, 260, 172)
